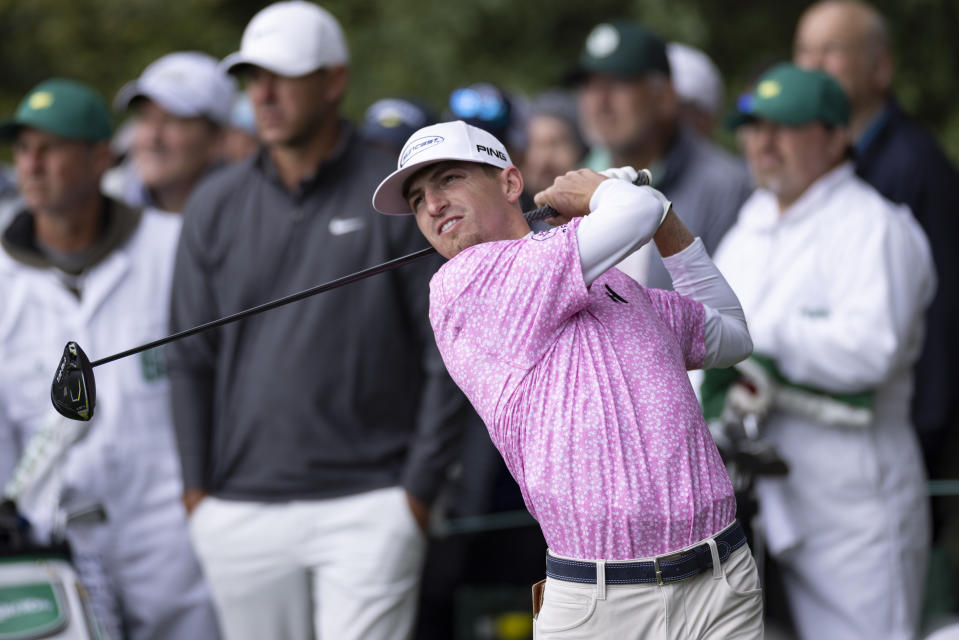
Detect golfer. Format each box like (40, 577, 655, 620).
(373, 120, 762, 638)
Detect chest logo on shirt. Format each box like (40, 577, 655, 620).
(531, 224, 570, 242)
(140, 348, 168, 382)
(329, 217, 366, 236)
(604, 284, 628, 303)
(800, 306, 829, 318)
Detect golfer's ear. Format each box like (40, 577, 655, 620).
(502, 166, 524, 204)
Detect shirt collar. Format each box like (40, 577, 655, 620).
(745, 161, 855, 231)
(780, 161, 854, 224)
(854, 103, 891, 157)
(257, 119, 355, 199)
(1, 198, 142, 273)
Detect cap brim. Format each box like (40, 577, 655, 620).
(375, 152, 490, 215)
(220, 52, 257, 75)
(724, 106, 820, 130)
(563, 60, 648, 87)
(725, 111, 756, 130)
(114, 80, 207, 119)
(113, 80, 148, 113)
(372, 162, 433, 215)
(221, 52, 318, 78)
(561, 65, 588, 87)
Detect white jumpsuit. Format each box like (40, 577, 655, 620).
(0, 207, 220, 639)
(711, 162, 935, 640)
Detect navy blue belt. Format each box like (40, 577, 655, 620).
(545, 521, 747, 586)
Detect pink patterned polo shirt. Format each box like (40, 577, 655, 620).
(428, 219, 736, 560)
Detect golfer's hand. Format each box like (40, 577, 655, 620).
(183, 488, 207, 516)
(534, 169, 607, 225)
(405, 492, 429, 533)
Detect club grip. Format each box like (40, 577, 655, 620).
(522, 168, 652, 222)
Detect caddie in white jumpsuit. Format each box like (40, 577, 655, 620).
(705, 64, 934, 639)
(0, 79, 220, 639)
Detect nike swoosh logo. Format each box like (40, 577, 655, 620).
(329, 217, 366, 236)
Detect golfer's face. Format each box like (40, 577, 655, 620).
(406, 161, 514, 259)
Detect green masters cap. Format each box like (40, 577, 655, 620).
(569, 20, 670, 82)
(0, 78, 113, 142)
(728, 63, 850, 129)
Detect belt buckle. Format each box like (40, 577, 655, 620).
(653, 556, 663, 585)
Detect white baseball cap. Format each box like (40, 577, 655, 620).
(666, 42, 724, 115)
(372, 120, 513, 215)
(221, 1, 349, 78)
(115, 51, 237, 124)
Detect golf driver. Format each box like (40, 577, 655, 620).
(51, 169, 652, 421)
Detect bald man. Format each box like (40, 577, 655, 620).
(795, 0, 959, 484)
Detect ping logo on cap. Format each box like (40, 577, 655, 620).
(400, 135, 444, 167)
(28, 92, 54, 110)
(757, 80, 781, 99)
(476, 144, 507, 162)
(586, 24, 620, 58)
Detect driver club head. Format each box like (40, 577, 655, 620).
(51, 341, 96, 421)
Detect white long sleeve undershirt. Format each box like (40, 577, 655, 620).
(576, 179, 752, 369)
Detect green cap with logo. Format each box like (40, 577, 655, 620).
(569, 20, 670, 82)
(728, 63, 850, 129)
(0, 78, 113, 142)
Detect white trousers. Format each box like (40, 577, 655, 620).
(774, 510, 928, 640)
(189, 487, 427, 640)
(758, 413, 930, 640)
(534, 545, 764, 639)
(55, 447, 221, 640)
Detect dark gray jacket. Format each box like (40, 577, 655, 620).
(168, 122, 468, 505)
(855, 98, 959, 462)
(645, 127, 753, 290)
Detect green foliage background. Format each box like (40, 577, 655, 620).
(1, 0, 957, 161)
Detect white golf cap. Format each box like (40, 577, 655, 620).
(221, 1, 349, 78)
(115, 51, 237, 124)
(666, 42, 724, 115)
(372, 120, 513, 215)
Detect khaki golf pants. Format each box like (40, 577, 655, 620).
(533, 545, 764, 639)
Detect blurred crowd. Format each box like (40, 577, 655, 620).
(0, 0, 957, 639)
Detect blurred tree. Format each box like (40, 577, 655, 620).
(0, 0, 956, 161)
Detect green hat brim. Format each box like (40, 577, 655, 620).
(0, 121, 23, 141)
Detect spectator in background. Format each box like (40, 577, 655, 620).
(167, 3, 470, 640)
(0, 78, 220, 640)
(571, 19, 751, 290)
(520, 89, 588, 195)
(446, 82, 535, 211)
(447, 82, 528, 158)
(793, 0, 959, 493)
(109, 51, 235, 213)
(666, 42, 725, 139)
(361, 96, 438, 154)
(222, 93, 260, 164)
(705, 63, 933, 640)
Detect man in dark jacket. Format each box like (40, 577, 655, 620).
(571, 19, 752, 291)
(794, 0, 959, 476)
(167, 3, 469, 639)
